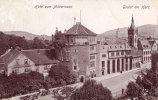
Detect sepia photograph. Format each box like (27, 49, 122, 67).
(0, 0, 158, 100)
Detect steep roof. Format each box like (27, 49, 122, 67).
(22, 49, 59, 65)
(65, 22, 96, 36)
(0, 48, 59, 65)
(138, 40, 151, 49)
(0, 48, 21, 64)
(130, 16, 135, 29)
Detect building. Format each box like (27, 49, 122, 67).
(107, 43, 132, 74)
(0, 47, 59, 76)
(55, 22, 98, 82)
(138, 40, 151, 63)
(130, 50, 142, 68)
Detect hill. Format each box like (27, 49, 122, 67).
(98, 24, 158, 39)
(3, 31, 52, 40)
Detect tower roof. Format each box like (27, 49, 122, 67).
(64, 22, 97, 36)
(130, 16, 135, 29)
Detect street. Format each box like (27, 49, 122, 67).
(99, 63, 151, 97)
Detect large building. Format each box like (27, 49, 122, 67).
(54, 22, 98, 82)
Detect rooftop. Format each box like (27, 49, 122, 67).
(64, 22, 97, 36)
(0, 47, 59, 65)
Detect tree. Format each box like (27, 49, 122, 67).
(53, 31, 66, 49)
(125, 52, 158, 99)
(126, 81, 143, 99)
(70, 79, 113, 100)
(31, 37, 46, 49)
(49, 64, 76, 85)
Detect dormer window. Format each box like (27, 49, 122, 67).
(111, 52, 114, 56)
(24, 59, 28, 64)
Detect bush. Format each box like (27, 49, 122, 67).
(0, 71, 45, 99)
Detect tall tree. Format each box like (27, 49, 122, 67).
(70, 80, 113, 100)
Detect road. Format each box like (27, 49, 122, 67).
(100, 63, 151, 97)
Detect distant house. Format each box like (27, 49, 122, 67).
(0, 47, 59, 76)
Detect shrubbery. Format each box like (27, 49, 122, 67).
(0, 71, 44, 99)
(70, 79, 113, 100)
(0, 64, 76, 99)
(125, 53, 158, 100)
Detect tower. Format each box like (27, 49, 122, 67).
(128, 16, 138, 48)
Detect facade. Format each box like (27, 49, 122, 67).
(107, 43, 132, 74)
(55, 22, 98, 82)
(0, 47, 59, 76)
(138, 40, 151, 63)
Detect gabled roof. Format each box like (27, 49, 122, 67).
(0, 47, 59, 65)
(138, 40, 151, 49)
(65, 22, 96, 36)
(22, 49, 59, 65)
(0, 48, 21, 64)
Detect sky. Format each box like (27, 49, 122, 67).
(0, 0, 158, 36)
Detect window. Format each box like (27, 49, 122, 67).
(44, 65, 48, 70)
(102, 61, 105, 70)
(66, 52, 70, 61)
(144, 51, 145, 55)
(90, 61, 95, 67)
(102, 71, 104, 75)
(12, 68, 18, 73)
(74, 66, 77, 70)
(111, 52, 114, 56)
(74, 49, 78, 53)
(90, 45, 95, 50)
(121, 51, 124, 55)
(116, 52, 119, 56)
(102, 54, 106, 58)
(24, 59, 28, 64)
(25, 67, 30, 72)
(90, 56, 95, 60)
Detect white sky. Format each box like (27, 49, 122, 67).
(0, 0, 158, 36)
